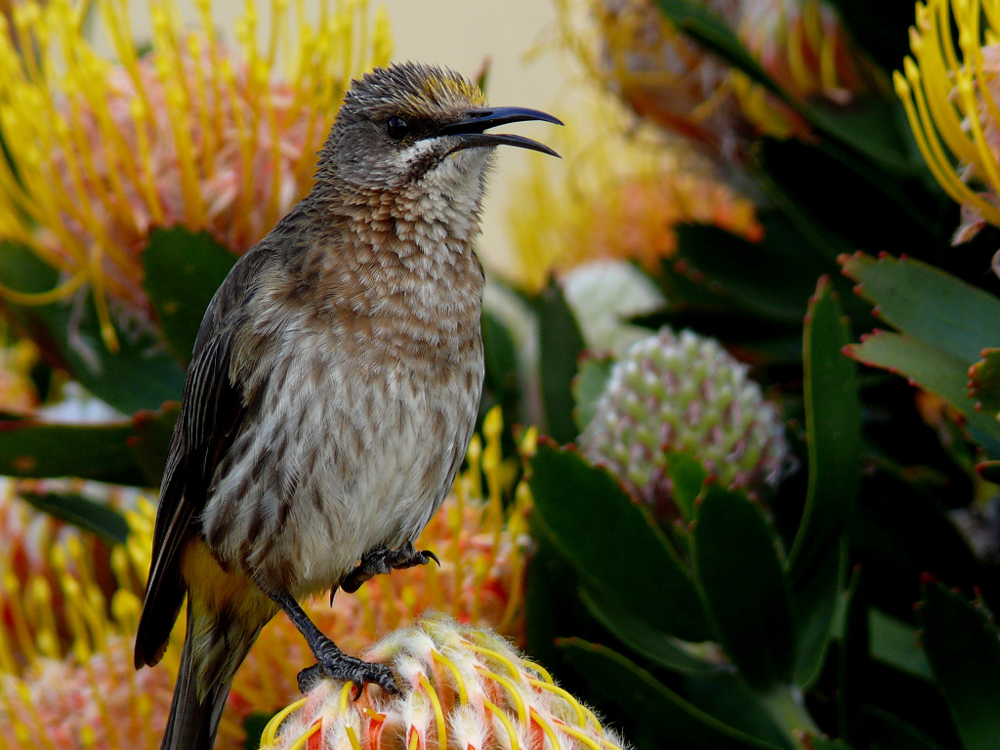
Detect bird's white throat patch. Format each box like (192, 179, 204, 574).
(395, 140, 492, 246)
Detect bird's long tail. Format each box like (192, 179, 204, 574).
(159, 596, 270, 750)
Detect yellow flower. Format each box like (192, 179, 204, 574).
(0, 408, 533, 750)
(259, 615, 627, 750)
(0, 0, 392, 349)
(0, 339, 39, 414)
(895, 0, 1000, 243)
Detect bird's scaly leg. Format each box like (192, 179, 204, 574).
(266, 590, 399, 696)
(340, 541, 440, 594)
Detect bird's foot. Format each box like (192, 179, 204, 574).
(340, 541, 440, 594)
(298, 636, 400, 697)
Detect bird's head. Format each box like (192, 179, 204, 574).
(314, 62, 562, 205)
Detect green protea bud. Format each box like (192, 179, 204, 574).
(579, 326, 790, 515)
(260, 614, 627, 750)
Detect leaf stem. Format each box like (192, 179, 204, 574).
(761, 685, 822, 749)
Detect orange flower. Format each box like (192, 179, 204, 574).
(0, 408, 533, 750)
(260, 615, 627, 750)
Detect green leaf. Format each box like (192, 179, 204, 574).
(673, 224, 818, 324)
(845, 331, 1000, 452)
(523, 524, 585, 671)
(667, 451, 708, 522)
(0, 419, 147, 485)
(692, 484, 796, 691)
(967, 348, 1000, 416)
(792, 540, 846, 689)
(685, 674, 795, 749)
(789, 277, 861, 581)
(528, 441, 712, 642)
(810, 740, 854, 750)
(869, 608, 932, 681)
(142, 227, 236, 363)
(841, 252, 1000, 364)
(0, 404, 178, 486)
(787, 277, 857, 686)
(917, 582, 1000, 750)
(838, 568, 868, 748)
(579, 585, 722, 677)
(559, 638, 784, 750)
(0, 241, 186, 415)
(19, 491, 129, 545)
(534, 280, 587, 443)
(864, 706, 949, 750)
(481, 309, 520, 400)
(572, 354, 613, 432)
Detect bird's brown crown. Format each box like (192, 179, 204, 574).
(337, 62, 484, 127)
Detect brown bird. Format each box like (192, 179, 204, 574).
(133, 62, 561, 750)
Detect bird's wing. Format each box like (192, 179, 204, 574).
(134, 251, 265, 668)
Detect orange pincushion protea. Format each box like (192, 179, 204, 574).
(0, 408, 533, 749)
(260, 615, 627, 750)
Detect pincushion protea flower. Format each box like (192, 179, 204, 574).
(738, 0, 879, 104)
(895, 0, 1000, 243)
(0, 408, 533, 749)
(552, 0, 803, 163)
(579, 326, 790, 518)
(0, 0, 391, 349)
(259, 615, 627, 750)
(552, 0, 876, 166)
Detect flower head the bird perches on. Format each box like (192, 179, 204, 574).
(895, 0, 1000, 243)
(0, 0, 392, 350)
(259, 615, 628, 750)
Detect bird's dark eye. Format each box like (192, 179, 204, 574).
(386, 116, 411, 140)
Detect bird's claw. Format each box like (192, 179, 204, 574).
(297, 652, 400, 697)
(340, 542, 440, 594)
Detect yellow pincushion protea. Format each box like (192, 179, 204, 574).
(895, 0, 1000, 243)
(0, 408, 533, 749)
(0, 0, 392, 349)
(259, 615, 628, 750)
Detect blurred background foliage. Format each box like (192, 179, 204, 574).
(0, 0, 998, 749)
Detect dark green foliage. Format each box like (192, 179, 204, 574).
(0, 241, 186, 415)
(692, 484, 796, 691)
(916, 583, 1000, 750)
(143, 227, 237, 363)
(19, 491, 129, 545)
(533, 280, 587, 443)
(529, 441, 712, 642)
(572, 353, 613, 432)
(0, 408, 175, 487)
(559, 639, 784, 750)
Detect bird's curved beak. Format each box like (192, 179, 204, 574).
(439, 106, 564, 158)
